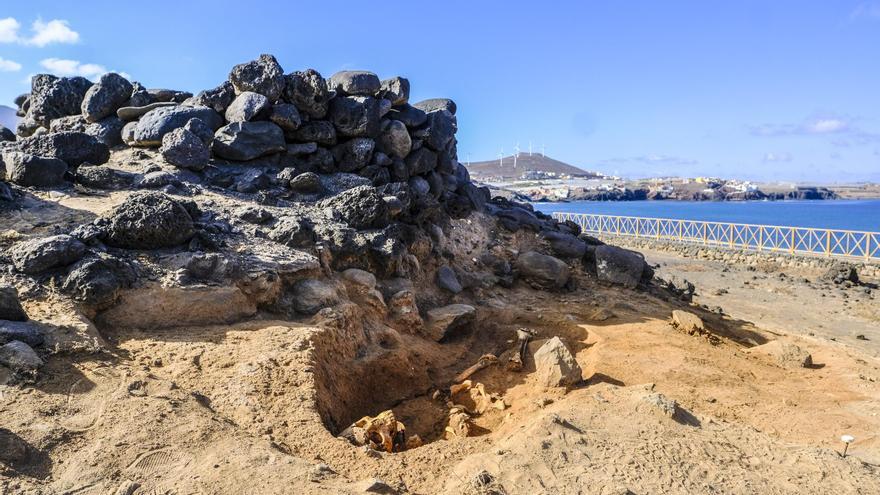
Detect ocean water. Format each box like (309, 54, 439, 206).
(531, 199, 880, 232)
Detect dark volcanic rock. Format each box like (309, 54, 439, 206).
(229, 54, 285, 102)
(62, 255, 136, 306)
(81, 73, 134, 123)
(405, 147, 437, 175)
(1, 151, 68, 187)
(117, 101, 177, 121)
(379, 77, 410, 105)
(186, 81, 236, 114)
(268, 103, 301, 131)
(594, 245, 650, 288)
(160, 128, 210, 170)
(423, 110, 456, 151)
(515, 251, 570, 289)
(413, 98, 457, 115)
(283, 69, 331, 119)
(436, 265, 463, 294)
(331, 138, 375, 172)
(288, 171, 322, 193)
(11, 235, 87, 274)
(212, 121, 286, 161)
(103, 192, 195, 249)
(133, 106, 223, 147)
(328, 70, 381, 96)
(0, 340, 43, 375)
(0, 286, 28, 322)
(291, 279, 340, 315)
(269, 217, 315, 248)
(318, 185, 389, 230)
(184, 118, 215, 146)
(289, 120, 337, 146)
(12, 132, 109, 167)
(0, 126, 16, 142)
(76, 165, 135, 190)
(148, 88, 192, 103)
(224, 91, 270, 122)
(821, 263, 859, 285)
(0, 321, 44, 347)
(540, 230, 587, 259)
(378, 120, 411, 159)
(26, 74, 93, 127)
(328, 96, 381, 138)
(390, 104, 427, 128)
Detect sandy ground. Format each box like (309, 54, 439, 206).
(643, 247, 880, 357)
(2, 187, 879, 493)
(3, 273, 880, 494)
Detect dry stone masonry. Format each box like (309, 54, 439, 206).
(0, 53, 657, 390)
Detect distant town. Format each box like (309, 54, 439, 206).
(466, 153, 880, 202)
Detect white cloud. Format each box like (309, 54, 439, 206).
(40, 58, 107, 78)
(0, 56, 22, 72)
(0, 17, 79, 46)
(27, 19, 79, 46)
(804, 118, 848, 134)
(37, 58, 131, 81)
(763, 152, 793, 163)
(0, 17, 20, 43)
(750, 115, 854, 137)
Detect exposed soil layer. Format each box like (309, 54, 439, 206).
(3, 273, 880, 494)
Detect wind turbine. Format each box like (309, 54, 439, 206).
(529, 141, 533, 156)
(514, 142, 520, 168)
(541, 143, 546, 158)
(498, 148, 504, 168)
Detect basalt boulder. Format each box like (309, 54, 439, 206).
(224, 91, 270, 122)
(328, 70, 381, 96)
(229, 54, 285, 102)
(289, 120, 337, 146)
(75, 165, 135, 190)
(26, 74, 93, 127)
(328, 96, 381, 138)
(211, 121, 286, 161)
(594, 245, 651, 288)
(405, 147, 437, 175)
(133, 105, 223, 147)
(378, 120, 412, 159)
(283, 69, 331, 119)
(102, 192, 195, 249)
(331, 138, 375, 172)
(185, 81, 236, 114)
(1, 151, 68, 187)
(379, 77, 410, 105)
(12, 132, 109, 167)
(0, 286, 28, 322)
(423, 110, 456, 151)
(318, 185, 389, 230)
(81, 72, 134, 123)
(160, 128, 210, 170)
(61, 255, 136, 307)
(10, 235, 87, 274)
(413, 98, 456, 115)
(268, 103, 301, 132)
(515, 251, 570, 289)
(0, 126, 16, 142)
(390, 104, 427, 128)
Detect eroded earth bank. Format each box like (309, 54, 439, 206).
(1, 56, 879, 494)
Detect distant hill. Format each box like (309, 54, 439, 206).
(465, 154, 597, 181)
(0, 105, 18, 130)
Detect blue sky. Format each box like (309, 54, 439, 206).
(1, 1, 879, 182)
